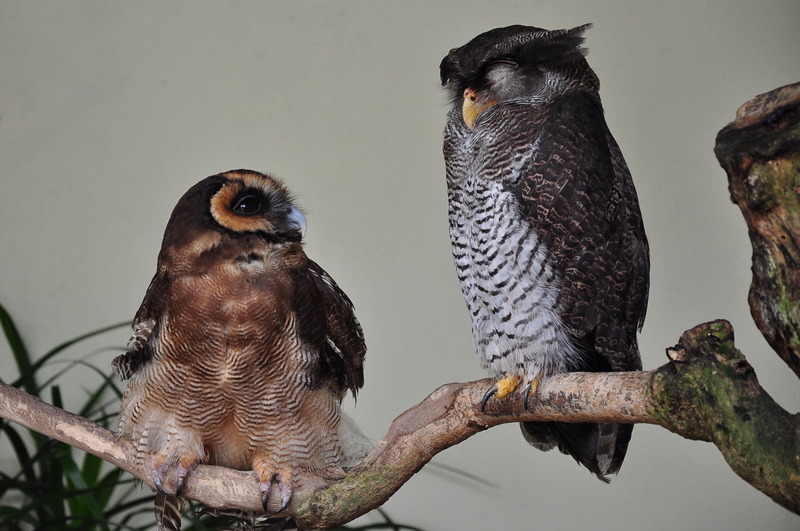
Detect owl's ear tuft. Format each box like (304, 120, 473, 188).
(440, 52, 460, 86)
(518, 24, 591, 68)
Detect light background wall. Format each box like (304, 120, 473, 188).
(1, 1, 798, 529)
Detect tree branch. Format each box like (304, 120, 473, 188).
(715, 81, 800, 378)
(1, 319, 797, 526)
(2, 84, 799, 528)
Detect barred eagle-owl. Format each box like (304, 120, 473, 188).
(440, 24, 649, 480)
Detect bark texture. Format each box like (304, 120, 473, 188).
(715, 82, 800, 378)
(1, 328, 797, 526)
(651, 320, 800, 513)
(1, 84, 799, 527)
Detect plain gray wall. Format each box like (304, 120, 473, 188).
(1, 1, 798, 529)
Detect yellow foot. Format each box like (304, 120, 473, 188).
(480, 374, 520, 411)
(522, 375, 541, 410)
(494, 374, 521, 399)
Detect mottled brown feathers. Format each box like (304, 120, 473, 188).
(113, 170, 368, 530)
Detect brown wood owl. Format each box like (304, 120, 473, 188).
(112, 170, 369, 530)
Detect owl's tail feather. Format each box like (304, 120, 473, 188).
(154, 493, 186, 531)
(199, 507, 300, 530)
(520, 421, 633, 482)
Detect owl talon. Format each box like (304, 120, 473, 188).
(523, 382, 532, 410)
(153, 474, 171, 496)
(260, 481, 271, 512)
(480, 384, 499, 411)
(276, 480, 293, 513)
(481, 374, 522, 411)
(153, 465, 175, 496)
(522, 376, 540, 411)
(260, 477, 293, 513)
(174, 465, 190, 497)
(151, 463, 194, 497)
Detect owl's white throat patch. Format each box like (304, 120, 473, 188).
(234, 251, 268, 272)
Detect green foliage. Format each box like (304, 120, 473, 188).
(0, 302, 149, 530)
(0, 304, 424, 531)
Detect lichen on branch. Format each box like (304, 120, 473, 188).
(0, 319, 797, 526)
(715, 82, 800, 379)
(1, 83, 799, 527)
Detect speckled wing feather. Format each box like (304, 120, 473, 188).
(507, 91, 649, 371)
(495, 91, 648, 475)
(112, 270, 169, 380)
(294, 260, 366, 397)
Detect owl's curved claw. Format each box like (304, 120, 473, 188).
(153, 464, 174, 496)
(522, 376, 540, 411)
(480, 384, 499, 412)
(260, 481, 271, 512)
(481, 374, 522, 411)
(152, 463, 193, 497)
(276, 480, 293, 513)
(522, 382, 532, 411)
(260, 476, 293, 513)
(153, 474, 171, 496)
(174, 465, 190, 497)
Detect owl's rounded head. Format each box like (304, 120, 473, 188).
(159, 170, 307, 266)
(440, 24, 597, 128)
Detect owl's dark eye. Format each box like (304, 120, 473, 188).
(231, 194, 263, 216)
(488, 59, 518, 68)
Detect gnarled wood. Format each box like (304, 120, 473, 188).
(1, 321, 797, 527)
(715, 82, 800, 378)
(1, 84, 799, 528)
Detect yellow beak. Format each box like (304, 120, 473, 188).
(462, 88, 497, 130)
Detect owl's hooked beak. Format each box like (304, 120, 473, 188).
(287, 206, 307, 239)
(462, 88, 497, 130)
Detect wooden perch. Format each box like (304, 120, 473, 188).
(1, 84, 799, 528)
(0, 319, 798, 527)
(715, 81, 800, 378)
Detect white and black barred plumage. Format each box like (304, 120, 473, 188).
(440, 24, 649, 480)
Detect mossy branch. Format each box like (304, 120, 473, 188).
(0, 322, 797, 527)
(0, 84, 798, 527)
(715, 81, 800, 378)
(652, 320, 800, 512)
